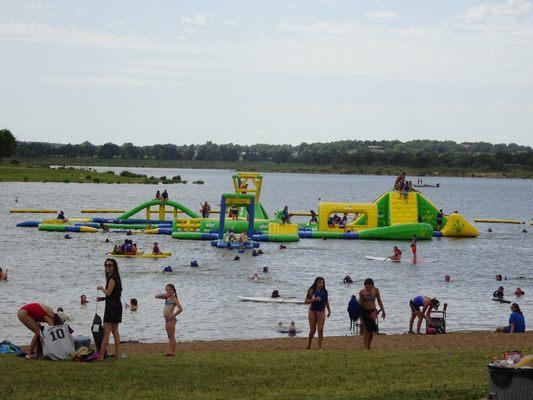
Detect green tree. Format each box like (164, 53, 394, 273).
(0, 129, 17, 158)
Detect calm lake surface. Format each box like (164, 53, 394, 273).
(1, 169, 533, 344)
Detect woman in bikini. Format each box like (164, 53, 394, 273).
(358, 278, 386, 350)
(305, 277, 331, 350)
(17, 303, 63, 359)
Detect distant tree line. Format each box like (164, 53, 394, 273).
(10, 136, 533, 170)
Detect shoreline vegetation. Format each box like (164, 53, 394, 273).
(2, 332, 531, 399)
(1, 159, 532, 182)
(0, 136, 531, 181)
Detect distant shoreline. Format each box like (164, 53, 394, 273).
(3, 159, 533, 181)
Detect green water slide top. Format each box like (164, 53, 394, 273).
(358, 223, 434, 240)
(117, 200, 200, 220)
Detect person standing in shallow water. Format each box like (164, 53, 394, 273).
(305, 277, 331, 350)
(359, 278, 386, 350)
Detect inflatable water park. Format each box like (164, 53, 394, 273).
(15, 172, 478, 245)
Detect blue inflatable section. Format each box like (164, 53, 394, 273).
(16, 221, 40, 227)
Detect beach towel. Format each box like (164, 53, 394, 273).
(0, 340, 22, 354)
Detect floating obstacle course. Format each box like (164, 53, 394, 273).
(16, 172, 479, 242)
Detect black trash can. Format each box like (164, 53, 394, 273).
(487, 364, 533, 400)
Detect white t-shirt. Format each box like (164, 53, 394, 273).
(40, 324, 75, 360)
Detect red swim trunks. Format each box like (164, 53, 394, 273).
(19, 303, 47, 322)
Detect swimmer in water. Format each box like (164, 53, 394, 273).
(445, 275, 451, 282)
(279, 244, 286, 250)
(263, 266, 269, 273)
(515, 288, 525, 297)
(155, 284, 183, 357)
(488, 228, 493, 233)
(271, 290, 280, 298)
(343, 275, 353, 284)
(80, 294, 89, 305)
(493, 286, 504, 300)
(125, 298, 138, 311)
(522, 229, 528, 233)
(251, 273, 259, 282)
(0, 267, 8, 281)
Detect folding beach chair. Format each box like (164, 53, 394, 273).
(426, 303, 447, 334)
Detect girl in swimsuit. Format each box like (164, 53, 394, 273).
(305, 277, 331, 350)
(358, 278, 386, 350)
(17, 303, 63, 359)
(155, 283, 183, 357)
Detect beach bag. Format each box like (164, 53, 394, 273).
(92, 297, 104, 353)
(40, 324, 75, 360)
(0, 340, 22, 354)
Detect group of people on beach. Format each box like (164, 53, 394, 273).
(17, 258, 183, 359)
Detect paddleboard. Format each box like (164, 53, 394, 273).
(365, 256, 400, 262)
(237, 296, 305, 304)
(492, 298, 511, 304)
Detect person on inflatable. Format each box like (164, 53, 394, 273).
(495, 303, 526, 333)
(161, 190, 169, 203)
(390, 246, 402, 262)
(309, 210, 318, 224)
(152, 242, 162, 255)
(281, 206, 291, 224)
(408, 296, 439, 334)
(155, 190, 161, 200)
(436, 209, 444, 230)
(200, 201, 211, 218)
(57, 210, 66, 221)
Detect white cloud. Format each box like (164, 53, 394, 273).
(459, 0, 531, 21)
(364, 10, 398, 20)
(181, 13, 209, 33)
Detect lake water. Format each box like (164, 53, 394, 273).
(1, 169, 533, 344)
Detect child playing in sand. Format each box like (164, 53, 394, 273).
(155, 284, 183, 357)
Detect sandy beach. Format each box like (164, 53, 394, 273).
(120, 331, 533, 355)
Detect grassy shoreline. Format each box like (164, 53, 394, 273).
(5, 158, 533, 179)
(2, 332, 531, 400)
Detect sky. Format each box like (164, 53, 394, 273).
(1, 0, 532, 146)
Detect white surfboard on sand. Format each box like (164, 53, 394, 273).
(237, 296, 305, 304)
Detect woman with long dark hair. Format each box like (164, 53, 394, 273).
(97, 258, 123, 359)
(305, 276, 331, 350)
(495, 303, 526, 333)
(359, 278, 386, 350)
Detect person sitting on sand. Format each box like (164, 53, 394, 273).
(0, 267, 8, 281)
(80, 294, 89, 305)
(152, 242, 162, 255)
(17, 303, 64, 359)
(125, 298, 138, 311)
(495, 303, 525, 333)
(390, 246, 402, 262)
(408, 296, 439, 334)
(343, 275, 353, 284)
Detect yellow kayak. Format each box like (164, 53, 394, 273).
(105, 251, 172, 259)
